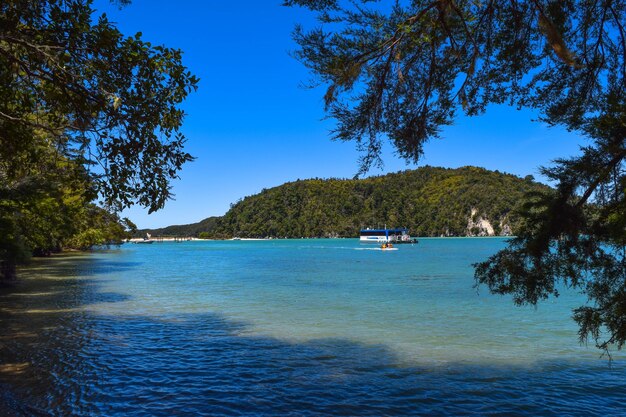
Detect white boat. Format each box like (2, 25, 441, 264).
(134, 239, 153, 244)
(359, 228, 417, 243)
(134, 233, 153, 244)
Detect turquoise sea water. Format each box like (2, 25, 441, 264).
(0, 238, 624, 416)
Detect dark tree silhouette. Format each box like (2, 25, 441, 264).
(287, 0, 626, 353)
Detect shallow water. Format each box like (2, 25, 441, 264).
(0, 238, 624, 416)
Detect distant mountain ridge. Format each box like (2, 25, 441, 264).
(135, 216, 220, 238)
(136, 166, 550, 238)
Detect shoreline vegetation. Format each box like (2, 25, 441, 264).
(0, 208, 134, 284)
(3, 165, 541, 283)
(0, 1, 196, 283)
(135, 166, 549, 241)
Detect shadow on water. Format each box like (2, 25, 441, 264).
(12, 253, 144, 278)
(0, 255, 134, 312)
(0, 256, 625, 416)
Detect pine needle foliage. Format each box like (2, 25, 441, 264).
(287, 0, 626, 352)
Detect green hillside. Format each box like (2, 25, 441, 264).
(139, 166, 550, 239)
(135, 216, 220, 238)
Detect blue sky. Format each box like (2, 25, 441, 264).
(93, 1, 587, 229)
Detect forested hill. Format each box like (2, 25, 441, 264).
(137, 166, 550, 239)
(135, 216, 220, 238)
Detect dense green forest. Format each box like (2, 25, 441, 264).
(138, 166, 550, 239)
(1, 1, 196, 281)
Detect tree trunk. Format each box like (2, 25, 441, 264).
(0, 260, 17, 284)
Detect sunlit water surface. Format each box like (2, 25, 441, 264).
(0, 238, 624, 416)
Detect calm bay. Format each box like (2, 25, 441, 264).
(1, 238, 624, 415)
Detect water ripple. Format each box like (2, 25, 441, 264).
(1, 241, 625, 416)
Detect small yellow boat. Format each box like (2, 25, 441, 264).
(380, 243, 397, 251)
